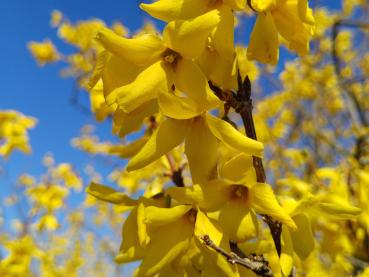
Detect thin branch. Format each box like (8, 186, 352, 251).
(201, 235, 274, 277)
(331, 19, 369, 128)
(209, 74, 283, 256)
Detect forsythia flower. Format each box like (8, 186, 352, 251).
(28, 39, 60, 65)
(0, 110, 37, 158)
(247, 0, 315, 64)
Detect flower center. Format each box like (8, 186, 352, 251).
(162, 48, 181, 66)
(230, 185, 249, 201)
(186, 209, 198, 224)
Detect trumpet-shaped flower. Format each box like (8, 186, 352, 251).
(140, 0, 243, 61)
(247, 0, 315, 64)
(95, 11, 221, 116)
(279, 195, 361, 276)
(127, 92, 264, 184)
(168, 179, 296, 243)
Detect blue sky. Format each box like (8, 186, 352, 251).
(0, 1, 154, 181)
(0, 0, 342, 187)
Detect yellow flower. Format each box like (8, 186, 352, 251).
(28, 39, 60, 65)
(95, 10, 220, 115)
(140, 0, 244, 61)
(126, 92, 263, 184)
(168, 179, 296, 243)
(0, 110, 37, 158)
(247, 0, 315, 64)
(279, 195, 361, 276)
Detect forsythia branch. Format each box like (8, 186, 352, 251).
(209, 73, 283, 256)
(201, 235, 274, 277)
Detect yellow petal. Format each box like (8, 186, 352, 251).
(144, 205, 192, 227)
(127, 118, 189, 171)
(96, 28, 165, 66)
(115, 208, 144, 263)
(88, 50, 108, 89)
(218, 201, 258, 243)
(249, 0, 275, 12)
(102, 54, 142, 105)
(250, 183, 297, 229)
(195, 210, 239, 277)
(137, 202, 150, 247)
(315, 202, 362, 220)
(289, 213, 314, 260)
(168, 181, 229, 211)
(86, 182, 138, 205)
(298, 0, 315, 25)
(158, 92, 202, 120)
(212, 7, 235, 61)
(293, 196, 362, 220)
(219, 153, 257, 184)
(223, 0, 246, 11)
(140, 0, 210, 22)
(167, 185, 205, 206)
(163, 10, 220, 59)
(136, 218, 193, 277)
(185, 117, 219, 184)
(247, 12, 279, 65)
(175, 59, 220, 109)
(272, 2, 313, 55)
(115, 61, 171, 113)
(198, 46, 236, 90)
(280, 226, 293, 276)
(206, 114, 264, 157)
(112, 100, 158, 137)
(108, 136, 149, 158)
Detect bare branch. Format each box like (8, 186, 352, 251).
(201, 235, 274, 277)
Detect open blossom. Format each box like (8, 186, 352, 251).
(28, 39, 60, 65)
(247, 0, 315, 64)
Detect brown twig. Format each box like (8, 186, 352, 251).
(201, 235, 274, 277)
(209, 73, 283, 256)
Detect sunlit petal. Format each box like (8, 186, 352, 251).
(206, 114, 264, 157)
(127, 118, 190, 171)
(163, 10, 220, 59)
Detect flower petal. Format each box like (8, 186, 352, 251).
(167, 181, 230, 211)
(223, 0, 246, 10)
(206, 114, 264, 157)
(247, 12, 279, 65)
(127, 118, 190, 171)
(163, 10, 220, 59)
(140, 0, 210, 22)
(185, 117, 219, 184)
(102, 54, 142, 105)
(96, 28, 165, 66)
(86, 182, 138, 205)
(115, 61, 171, 113)
(115, 208, 144, 263)
(249, 0, 275, 12)
(112, 100, 158, 137)
(212, 7, 235, 61)
(144, 205, 192, 227)
(219, 153, 257, 184)
(195, 210, 239, 277)
(175, 59, 220, 110)
(158, 92, 202, 120)
(218, 201, 258, 243)
(290, 213, 314, 260)
(280, 226, 294, 276)
(137, 202, 150, 246)
(250, 183, 297, 229)
(136, 218, 193, 276)
(298, 0, 315, 24)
